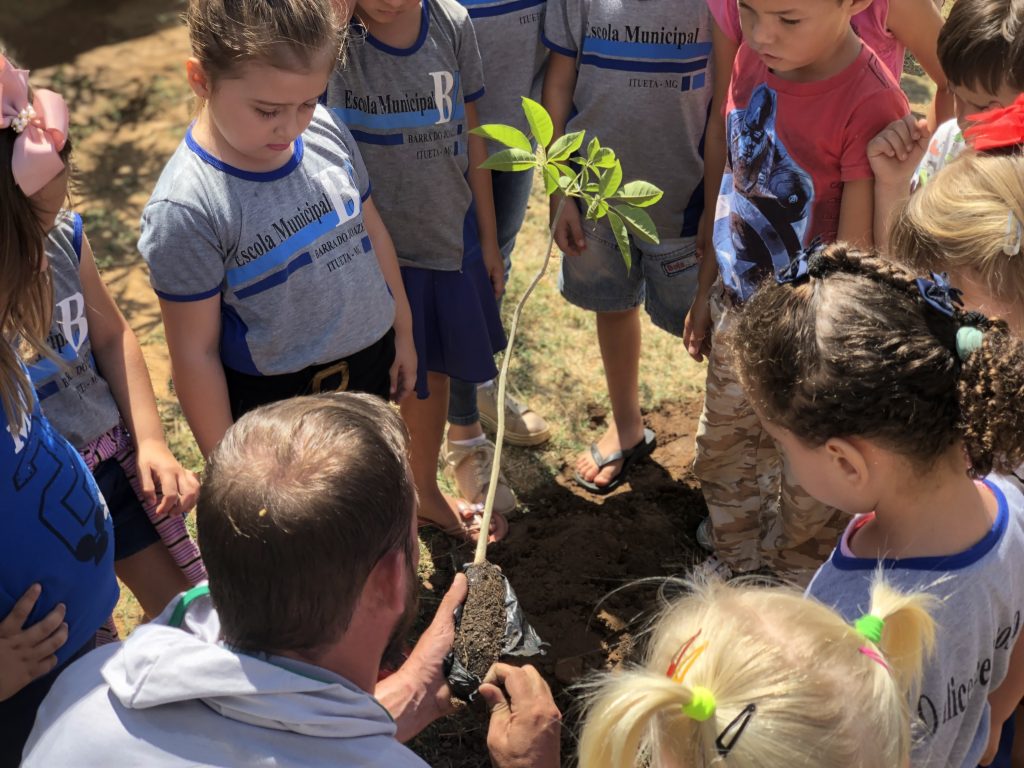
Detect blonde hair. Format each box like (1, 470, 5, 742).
(890, 151, 1024, 316)
(185, 0, 344, 81)
(578, 577, 936, 768)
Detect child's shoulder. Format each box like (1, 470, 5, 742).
(427, 0, 472, 31)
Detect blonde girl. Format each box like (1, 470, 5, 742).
(0, 53, 118, 763)
(579, 577, 935, 768)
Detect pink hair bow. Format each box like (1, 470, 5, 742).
(1, 56, 69, 197)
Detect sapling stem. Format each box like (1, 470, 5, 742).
(473, 195, 568, 565)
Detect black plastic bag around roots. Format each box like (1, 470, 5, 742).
(445, 566, 546, 702)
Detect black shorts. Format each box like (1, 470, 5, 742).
(93, 457, 161, 561)
(224, 328, 395, 420)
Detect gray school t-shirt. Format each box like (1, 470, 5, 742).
(457, 0, 546, 133)
(543, 0, 712, 238)
(26, 212, 122, 448)
(808, 474, 1024, 768)
(327, 0, 486, 270)
(139, 105, 395, 377)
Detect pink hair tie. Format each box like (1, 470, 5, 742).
(859, 646, 892, 675)
(0, 55, 69, 197)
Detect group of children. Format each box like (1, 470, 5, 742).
(4, 0, 1024, 764)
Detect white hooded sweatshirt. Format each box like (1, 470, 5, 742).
(22, 586, 429, 767)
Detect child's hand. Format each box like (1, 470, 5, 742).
(867, 115, 930, 188)
(483, 244, 505, 300)
(136, 440, 201, 516)
(390, 332, 417, 404)
(683, 294, 713, 363)
(551, 196, 586, 257)
(0, 584, 68, 702)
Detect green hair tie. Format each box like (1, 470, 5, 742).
(854, 614, 884, 645)
(956, 326, 984, 361)
(683, 686, 717, 722)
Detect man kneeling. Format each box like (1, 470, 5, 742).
(23, 394, 560, 766)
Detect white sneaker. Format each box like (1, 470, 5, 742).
(442, 438, 517, 515)
(692, 554, 734, 582)
(477, 386, 551, 447)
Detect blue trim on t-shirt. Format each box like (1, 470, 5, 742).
(227, 210, 342, 289)
(464, 0, 543, 17)
(234, 250, 314, 299)
(363, 0, 429, 56)
(361, 182, 372, 203)
(185, 127, 305, 182)
(465, 86, 485, 103)
(220, 302, 260, 375)
(580, 54, 708, 75)
(154, 284, 223, 303)
(829, 479, 1008, 572)
(350, 129, 405, 146)
(71, 212, 84, 263)
(542, 30, 576, 58)
(582, 38, 712, 61)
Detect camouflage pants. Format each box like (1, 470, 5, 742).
(692, 285, 846, 585)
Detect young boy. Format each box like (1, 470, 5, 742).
(869, 0, 1024, 250)
(687, 0, 909, 582)
(542, 0, 712, 494)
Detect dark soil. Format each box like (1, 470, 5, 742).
(412, 398, 709, 767)
(453, 562, 507, 682)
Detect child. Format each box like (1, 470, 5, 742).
(686, 0, 910, 582)
(869, 0, 1024, 249)
(442, 0, 551, 515)
(578, 576, 935, 767)
(29, 206, 205, 620)
(327, 0, 511, 542)
(0, 53, 118, 763)
(732, 244, 1024, 767)
(542, 0, 712, 493)
(141, 0, 416, 460)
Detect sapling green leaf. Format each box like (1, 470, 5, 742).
(606, 209, 632, 272)
(610, 203, 659, 244)
(542, 164, 559, 195)
(547, 130, 586, 162)
(592, 147, 617, 168)
(471, 123, 533, 153)
(611, 180, 664, 208)
(586, 136, 601, 161)
(597, 160, 623, 199)
(480, 148, 539, 173)
(521, 97, 553, 148)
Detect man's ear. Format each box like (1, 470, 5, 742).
(186, 57, 213, 100)
(824, 436, 870, 490)
(365, 548, 408, 617)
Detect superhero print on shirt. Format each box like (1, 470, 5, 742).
(714, 84, 814, 300)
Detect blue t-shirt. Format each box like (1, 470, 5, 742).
(0, 366, 118, 664)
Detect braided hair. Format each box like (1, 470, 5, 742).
(732, 244, 1024, 476)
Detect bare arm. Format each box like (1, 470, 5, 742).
(362, 195, 416, 402)
(466, 100, 505, 298)
(541, 51, 585, 256)
(886, 0, 954, 128)
(159, 295, 233, 459)
(866, 116, 930, 251)
(980, 634, 1024, 765)
(80, 234, 199, 512)
(836, 178, 876, 248)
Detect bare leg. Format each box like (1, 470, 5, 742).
(115, 542, 191, 619)
(576, 307, 645, 487)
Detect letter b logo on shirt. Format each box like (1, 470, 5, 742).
(429, 71, 455, 125)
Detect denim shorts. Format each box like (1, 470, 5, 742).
(558, 215, 700, 337)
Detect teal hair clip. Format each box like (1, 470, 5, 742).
(956, 326, 984, 361)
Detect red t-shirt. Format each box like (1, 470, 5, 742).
(712, 43, 908, 300)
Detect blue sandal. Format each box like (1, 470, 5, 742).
(574, 428, 657, 495)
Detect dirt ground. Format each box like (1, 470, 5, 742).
(15, 4, 936, 765)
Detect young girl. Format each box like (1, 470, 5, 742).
(141, 0, 417, 460)
(0, 53, 118, 764)
(579, 576, 935, 767)
(542, 0, 711, 494)
(29, 204, 205, 621)
(732, 244, 1024, 767)
(327, 0, 510, 542)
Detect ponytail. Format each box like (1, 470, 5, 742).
(863, 576, 937, 697)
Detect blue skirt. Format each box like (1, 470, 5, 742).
(402, 252, 507, 399)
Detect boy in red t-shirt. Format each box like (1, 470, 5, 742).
(685, 0, 909, 583)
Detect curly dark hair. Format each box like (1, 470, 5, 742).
(731, 244, 1024, 477)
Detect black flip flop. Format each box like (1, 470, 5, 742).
(574, 428, 657, 495)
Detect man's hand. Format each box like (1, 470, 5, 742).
(0, 585, 68, 702)
(479, 663, 561, 768)
(375, 573, 468, 742)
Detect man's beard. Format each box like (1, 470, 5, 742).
(380, 560, 420, 672)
